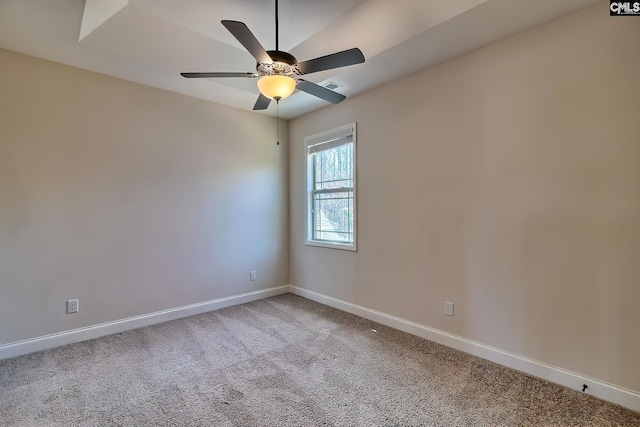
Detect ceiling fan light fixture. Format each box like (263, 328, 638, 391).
(257, 75, 296, 101)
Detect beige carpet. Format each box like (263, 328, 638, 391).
(1, 294, 638, 426)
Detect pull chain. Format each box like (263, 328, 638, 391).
(275, 0, 280, 145)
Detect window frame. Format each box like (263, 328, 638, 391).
(305, 123, 357, 251)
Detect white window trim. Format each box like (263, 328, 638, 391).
(305, 123, 357, 251)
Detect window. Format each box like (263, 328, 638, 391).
(305, 123, 357, 251)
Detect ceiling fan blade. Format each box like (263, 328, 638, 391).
(297, 79, 346, 104)
(180, 72, 256, 78)
(296, 48, 365, 75)
(221, 20, 273, 64)
(253, 93, 271, 110)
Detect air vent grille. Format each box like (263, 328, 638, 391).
(323, 81, 341, 90)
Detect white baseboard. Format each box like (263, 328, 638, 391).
(0, 285, 289, 361)
(288, 285, 640, 413)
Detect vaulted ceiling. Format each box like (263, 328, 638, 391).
(0, 0, 600, 119)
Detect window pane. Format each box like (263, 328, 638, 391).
(312, 141, 354, 244)
(315, 143, 353, 191)
(313, 190, 353, 243)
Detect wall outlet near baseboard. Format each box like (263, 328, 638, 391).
(250, 271, 256, 281)
(67, 299, 79, 314)
(444, 301, 454, 316)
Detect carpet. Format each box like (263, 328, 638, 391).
(1, 294, 638, 426)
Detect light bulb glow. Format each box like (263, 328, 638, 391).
(257, 75, 296, 100)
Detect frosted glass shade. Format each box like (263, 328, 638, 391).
(257, 75, 296, 100)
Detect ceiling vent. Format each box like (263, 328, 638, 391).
(323, 81, 341, 90)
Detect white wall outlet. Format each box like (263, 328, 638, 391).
(250, 271, 256, 281)
(67, 299, 79, 314)
(444, 301, 454, 316)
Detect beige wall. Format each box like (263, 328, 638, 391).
(289, 3, 640, 392)
(0, 49, 288, 345)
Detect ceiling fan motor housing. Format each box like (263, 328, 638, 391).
(256, 50, 299, 77)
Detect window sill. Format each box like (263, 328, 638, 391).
(305, 240, 357, 252)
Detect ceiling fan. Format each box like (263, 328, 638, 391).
(180, 0, 365, 111)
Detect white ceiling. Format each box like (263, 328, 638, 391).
(0, 0, 601, 119)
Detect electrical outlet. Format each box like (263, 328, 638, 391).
(444, 301, 454, 316)
(67, 299, 79, 314)
(250, 271, 256, 281)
